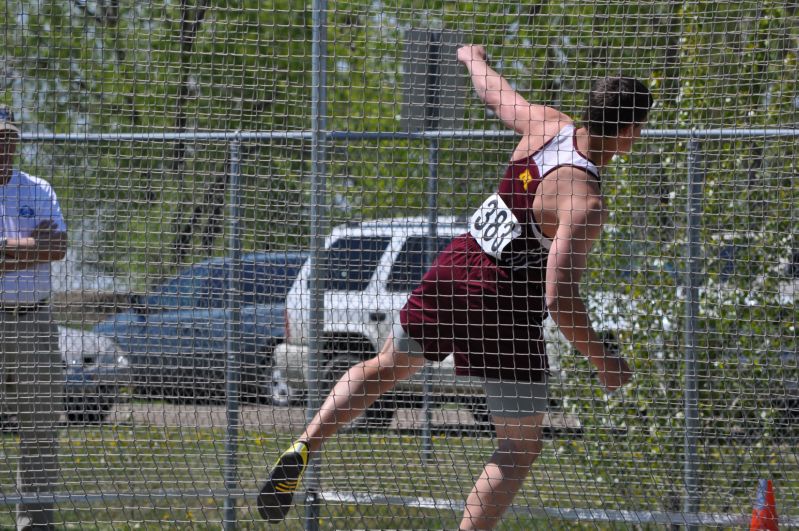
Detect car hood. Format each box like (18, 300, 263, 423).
(92, 310, 143, 335)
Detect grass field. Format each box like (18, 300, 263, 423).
(0, 417, 794, 529)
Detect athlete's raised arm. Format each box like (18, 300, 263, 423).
(457, 44, 570, 139)
(543, 167, 632, 391)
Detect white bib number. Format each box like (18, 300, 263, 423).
(469, 194, 522, 259)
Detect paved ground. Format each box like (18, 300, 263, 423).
(104, 403, 581, 435)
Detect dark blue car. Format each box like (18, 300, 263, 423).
(93, 251, 307, 403)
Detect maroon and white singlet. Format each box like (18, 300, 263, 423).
(399, 124, 600, 382)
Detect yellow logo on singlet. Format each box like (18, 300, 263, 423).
(519, 169, 533, 191)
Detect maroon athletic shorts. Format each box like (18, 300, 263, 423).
(399, 234, 548, 383)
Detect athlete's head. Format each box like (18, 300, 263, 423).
(582, 77, 653, 138)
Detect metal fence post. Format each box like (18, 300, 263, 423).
(420, 36, 443, 461)
(305, 1, 328, 530)
(223, 135, 243, 530)
(683, 138, 703, 529)
(421, 136, 439, 461)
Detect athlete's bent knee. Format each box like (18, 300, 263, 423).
(365, 348, 424, 382)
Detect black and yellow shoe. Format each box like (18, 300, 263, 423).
(257, 440, 310, 522)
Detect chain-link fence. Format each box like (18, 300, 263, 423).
(1, 1, 798, 529)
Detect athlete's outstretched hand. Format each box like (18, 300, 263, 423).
(595, 355, 633, 392)
(457, 44, 487, 65)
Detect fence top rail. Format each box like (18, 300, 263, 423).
(19, 127, 799, 143)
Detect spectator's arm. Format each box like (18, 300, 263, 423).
(0, 220, 67, 271)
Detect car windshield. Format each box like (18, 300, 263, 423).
(143, 265, 213, 310)
(322, 236, 391, 291)
(207, 257, 306, 308)
(387, 235, 452, 292)
(142, 253, 306, 311)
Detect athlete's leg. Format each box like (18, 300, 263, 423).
(258, 328, 426, 521)
(300, 333, 426, 452)
(460, 414, 544, 530)
(459, 378, 549, 530)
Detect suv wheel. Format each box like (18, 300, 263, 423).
(269, 367, 293, 407)
(321, 354, 396, 430)
(245, 353, 288, 406)
(466, 396, 494, 433)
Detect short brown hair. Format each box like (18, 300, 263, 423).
(582, 77, 653, 137)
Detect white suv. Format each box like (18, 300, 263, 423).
(272, 216, 580, 427)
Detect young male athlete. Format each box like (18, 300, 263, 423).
(258, 44, 652, 529)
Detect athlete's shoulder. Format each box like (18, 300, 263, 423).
(529, 109, 574, 141)
(512, 116, 575, 161)
(548, 164, 602, 189)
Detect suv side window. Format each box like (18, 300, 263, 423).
(387, 235, 452, 292)
(322, 236, 391, 291)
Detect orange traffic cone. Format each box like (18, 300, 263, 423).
(750, 479, 779, 531)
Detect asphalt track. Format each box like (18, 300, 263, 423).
(104, 403, 581, 437)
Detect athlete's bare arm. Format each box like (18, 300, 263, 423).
(457, 44, 571, 149)
(542, 167, 632, 391)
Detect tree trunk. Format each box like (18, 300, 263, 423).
(171, 0, 208, 265)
